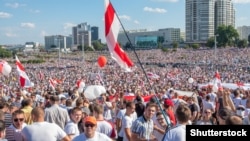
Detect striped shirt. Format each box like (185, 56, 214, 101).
(131, 115, 154, 140)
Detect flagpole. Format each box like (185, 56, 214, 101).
(110, 1, 171, 129)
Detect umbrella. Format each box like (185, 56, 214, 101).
(84, 85, 106, 100)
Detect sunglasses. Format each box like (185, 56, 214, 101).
(14, 118, 24, 122)
(85, 124, 95, 128)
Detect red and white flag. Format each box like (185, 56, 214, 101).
(104, 0, 134, 72)
(49, 78, 58, 89)
(15, 55, 32, 88)
(38, 70, 44, 80)
(147, 72, 160, 79)
(212, 70, 222, 91)
(76, 79, 85, 88)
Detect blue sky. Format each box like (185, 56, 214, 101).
(0, 0, 250, 45)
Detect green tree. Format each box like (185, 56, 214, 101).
(92, 40, 104, 51)
(237, 39, 248, 48)
(191, 44, 199, 49)
(157, 36, 164, 48)
(172, 41, 178, 49)
(0, 46, 12, 58)
(248, 34, 250, 46)
(216, 25, 239, 47)
(206, 37, 215, 48)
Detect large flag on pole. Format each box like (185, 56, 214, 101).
(15, 55, 32, 87)
(104, 0, 134, 72)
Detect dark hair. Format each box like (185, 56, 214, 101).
(146, 102, 158, 109)
(50, 95, 59, 102)
(21, 98, 33, 107)
(71, 107, 82, 115)
(175, 104, 191, 123)
(156, 111, 163, 117)
(218, 108, 234, 120)
(126, 101, 135, 108)
(12, 109, 24, 117)
(93, 104, 104, 114)
(225, 115, 242, 125)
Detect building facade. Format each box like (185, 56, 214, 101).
(237, 26, 250, 40)
(215, 0, 235, 29)
(91, 26, 99, 41)
(44, 35, 72, 51)
(72, 22, 92, 47)
(186, 0, 235, 43)
(118, 28, 181, 48)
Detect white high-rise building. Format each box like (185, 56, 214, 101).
(237, 26, 250, 40)
(186, 0, 235, 43)
(215, 0, 235, 29)
(72, 22, 92, 47)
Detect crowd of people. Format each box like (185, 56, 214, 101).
(0, 47, 250, 141)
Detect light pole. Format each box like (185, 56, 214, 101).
(56, 37, 62, 66)
(214, 34, 218, 71)
(82, 34, 84, 62)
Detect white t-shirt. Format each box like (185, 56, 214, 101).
(233, 97, 242, 108)
(21, 122, 67, 141)
(162, 124, 186, 141)
(116, 109, 137, 121)
(64, 121, 80, 140)
(96, 120, 116, 138)
(152, 116, 165, 141)
(207, 93, 217, 107)
(103, 102, 112, 121)
(73, 132, 112, 141)
(116, 109, 137, 137)
(119, 115, 133, 141)
(202, 99, 215, 113)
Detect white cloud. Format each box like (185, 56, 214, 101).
(151, 0, 179, 2)
(232, 0, 250, 3)
(5, 3, 25, 8)
(5, 32, 17, 37)
(63, 23, 76, 30)
(0, 12, 12, 18)
(119, 15, 131, 20)
(143, 7, 167, 13)
(21, 22, 35, 28)
(134, 20, 140, 24)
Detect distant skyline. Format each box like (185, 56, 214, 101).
(0, 0, 250, 45)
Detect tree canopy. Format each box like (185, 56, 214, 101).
(216, 25, 239, 47)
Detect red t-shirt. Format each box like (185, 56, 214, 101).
(167, 110, 176, 126)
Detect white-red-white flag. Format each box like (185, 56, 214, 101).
(76, 79, 85, 88)
(147, 72, 160, 79)
(15, 55, 32, 88)
(104, 0, 134, 72)
(212, 70, 222, 91)
(38, 70, 44, 80)
(49, 78, 58, 90)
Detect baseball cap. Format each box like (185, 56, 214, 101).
(84, 116, 97, 125)
(164, 99, 174, 107)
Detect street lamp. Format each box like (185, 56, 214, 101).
(214, 34, 218, 71)
(56, 37, 62, 66)
(82, 34, 84, 62)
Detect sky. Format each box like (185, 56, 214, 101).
(0, 0, 250, 45)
